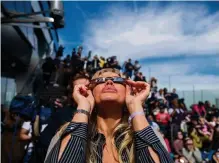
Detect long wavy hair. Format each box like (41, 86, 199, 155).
(86, 108, 134, 163)
(58, 68, 135, 162)
(57, 110, 134, 163)
(86, 68, 134, 162)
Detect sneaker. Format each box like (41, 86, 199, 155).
(53, 83, 59, 87)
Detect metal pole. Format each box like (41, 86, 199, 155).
(148, 67, 151, 80)
(4, 78, 8, 105)
(169, 75, 171, 91)
(193, 85, 195, 104)
(2, 17, 54, 23)
(3, 23, 53, 29)
(6, 10, 51, 18)
(201, 90, 203, 102)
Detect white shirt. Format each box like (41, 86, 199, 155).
(155, 93, 165, 100)
(83, 60, 87, 70)
(168, 108, 184, 115)
(22, 121, 48, 152)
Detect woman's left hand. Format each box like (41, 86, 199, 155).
(125, 80, 150, 114)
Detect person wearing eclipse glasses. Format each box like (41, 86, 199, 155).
(45, 68, 173, 163)
(182, 138, 202, 163)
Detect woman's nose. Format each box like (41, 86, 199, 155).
(105, 79, 114, 85)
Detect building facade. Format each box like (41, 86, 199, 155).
(1, 1, 62, 107)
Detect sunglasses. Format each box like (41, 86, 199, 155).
(186, 143, 193, 146)
(90, 77, 126, 87)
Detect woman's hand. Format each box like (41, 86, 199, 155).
(73, 84, 95, 113)
(125, 80, 150, 114)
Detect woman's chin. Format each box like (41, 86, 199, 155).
(100, 94, 119, 102)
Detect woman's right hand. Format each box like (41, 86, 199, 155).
(73, 84, 95, 113)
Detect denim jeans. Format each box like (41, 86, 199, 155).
(202, 150, 215, 161)
(23, 151, 32, 163)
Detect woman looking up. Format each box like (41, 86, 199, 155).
(45, 68, 173, 163)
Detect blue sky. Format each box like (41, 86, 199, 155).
(58, 1, 219, 95)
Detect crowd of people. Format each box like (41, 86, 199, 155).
(1, 45, 219, 163)
(145, 86, 219, 163)
(41, 46, 145, 89)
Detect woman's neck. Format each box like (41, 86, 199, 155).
(96, 103, 123, 138)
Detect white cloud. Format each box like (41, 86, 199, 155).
(140, 61, 219, 91)
(81, 2, 219, 97)
(82, 3, 219, 61)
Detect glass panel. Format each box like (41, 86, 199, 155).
(1, 77, 17, 108)
(1, 1, 16, 11)
(194, 90, 202, 104)
(1, 77, 7, 104)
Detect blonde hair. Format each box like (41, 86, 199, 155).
(57, 113, 134, 163)
(91, 68, 126, 80)
(57, 68, 134, 162)
(86, 111, 134, 163)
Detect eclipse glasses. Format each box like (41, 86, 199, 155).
(89, 77, 127, 88)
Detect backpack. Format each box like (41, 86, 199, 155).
(9, 95, 36, 121)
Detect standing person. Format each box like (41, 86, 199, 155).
(156, 89, 167, 103)
(125, 58, 134, 78)
(63, 55, 71, 69)
(192, 102, 206, 118)
(133, 60, 141, 75)
(71, 48, 83, 76)
(182, 138, 202, 163)
(1, 109, 25, 163)
(178, 98, 187, 112)
(169, 99, 185, 132)
(71, 48, 77, 68)
(63, 55, 72, 87)
(45, 68, 173, 163)
(20, 118, 48, 163)
(111, 60, 121, 70)
(204, 101, 214, 119)
(53, 55, 61, 87)
(122, 61, 127, 73)
(150, 77, 158, 93)
(71, 48, 76, 58)
(156, 106, 170, 134)
(42, 57, 55, 88)
(163, 88, 171, 107)
(82, 57, 89, 72)
(91, 55, 100, 74)
(171, 88, 178, 100)
(134, 72, 145, 82)
(30, 73, 90, 163)
(99, 56, 105, 68)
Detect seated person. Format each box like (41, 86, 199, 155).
(197, 117, 211, 136)
(182, 138, 202, 163)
